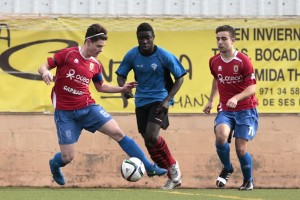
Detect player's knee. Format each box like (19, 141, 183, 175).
(235, 147, 247, 157)
(113, 131, 125, 141)
(144, 136, 158, 147)
(106, 128, 125, 141)
(61, 153, 74, 164)
(215, 134, 228, 145)
(235, 138, 248, 157)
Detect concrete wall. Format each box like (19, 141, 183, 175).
(0, 114, 299, 188)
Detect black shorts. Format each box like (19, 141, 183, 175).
(135, 101, 169, 134)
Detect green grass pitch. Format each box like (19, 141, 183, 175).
(0, 188, 299, 200)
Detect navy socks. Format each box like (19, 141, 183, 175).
(51, 152, 66, 168)
(216, 142, 232, 171)
(239, 152, 253, 181)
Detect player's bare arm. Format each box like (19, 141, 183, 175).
(117, 75, 134, 99)
(94, 81, 137, 93)
(203, 78, 218, 114)
(156, 77, 184, 114)
(38, 63, 54, 85)
(117, 75, 126, 87)
(165, 77, 184, 102)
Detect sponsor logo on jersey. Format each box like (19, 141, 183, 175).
(136, 64, 143, 68)
(217, 74, 243, 84)
(66, 69, 76, 80)
(66, 69, 90, 85)
(63, 85, 84, 95)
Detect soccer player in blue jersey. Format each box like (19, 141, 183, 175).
(203, 25, 259, 190)
(116, 23, 186, 190)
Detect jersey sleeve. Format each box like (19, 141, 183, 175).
(159, 48, 186, 79)
(92, 61, 104, 85)
(92, 73, 103, 84)
(47, 48, 69, 69)
(168, 55, 186, 79)
(241, 54, 256, 85)
(209, 56, 218, 78)
(115, 49, 136, 78)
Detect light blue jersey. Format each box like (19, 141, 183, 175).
(116, 46, 186, 107)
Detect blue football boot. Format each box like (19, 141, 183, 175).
(146, 164, 168, 177)
(49, 159, 65, 185)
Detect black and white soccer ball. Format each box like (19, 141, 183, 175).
(121, 157, 145, 182)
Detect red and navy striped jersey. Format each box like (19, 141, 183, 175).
(47, 47, 103, 110)
(209, 51, 258, 111)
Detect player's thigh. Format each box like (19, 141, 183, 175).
(214, 111, 235, 143)
(82, 104, 113, 133)
(54, 109, 82, 145)
(143, 122, 161, 145)
(97, 118, 124, 142)
(234, 108, 258, 140)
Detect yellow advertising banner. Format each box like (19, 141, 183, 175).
(0, 18, 299, 113)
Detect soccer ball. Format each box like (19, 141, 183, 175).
(121, 157, 145, 182)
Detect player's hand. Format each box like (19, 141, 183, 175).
(203, 103, 213, 114)
(226, 97, 238, 108)
(122, 81, 138, 93)
(42, 70, 54, 85)
(127, 81, 138, 88)
(123, 92, 133, 99)
(156, 101, 169, 115)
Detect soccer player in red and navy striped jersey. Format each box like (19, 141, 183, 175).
(203, 25, 258, 191)
(38, 23, 167, 186)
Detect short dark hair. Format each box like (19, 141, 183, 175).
(85, 23, 108, 42)
(136, 23, 154, 35)
(216, 25, 235, 38)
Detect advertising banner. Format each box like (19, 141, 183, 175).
(0, 18, 299, 113)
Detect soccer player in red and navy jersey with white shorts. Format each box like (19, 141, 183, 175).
(38, 23, 167, 186)
(203, 25, 259, 191)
